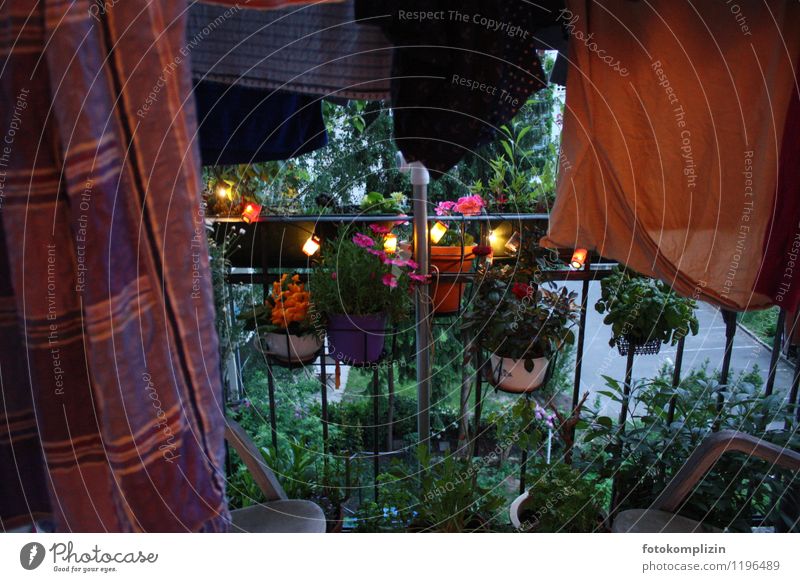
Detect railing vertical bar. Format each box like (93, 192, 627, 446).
(320, 349, 329, 456)
(266, 359, 279, 453)
(372, 366, 380, 502)
(666, 336, 686, 425)
(472, 349, 484, 457)
(610, 347, 636, 515)
(765, 308, 786, 397)
(569, 264, 591, 460)
(716, 310, 737, 428)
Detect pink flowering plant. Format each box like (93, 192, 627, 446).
(432, 194, 485, 246)
(309, 224, 421, 323)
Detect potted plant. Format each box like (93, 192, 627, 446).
(463, 265, 580, 392)
(309, 224, 423, 364)
(428, 195, 485, 314)
(238, 273, 322, 364)
(595, 266, 699, 355)
(510, 459, 605, 532)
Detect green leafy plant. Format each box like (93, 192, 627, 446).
(360, 191, 407, 214)
(518, 459, 605, 532)
(309, 224, 420, 324)
(463, 264, 580, 362)
(352, 447, 506, 532)
(594, 266, 699, 349)
(580, 363, 799, 531)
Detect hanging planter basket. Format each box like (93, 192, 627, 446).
(430, 246, 474, 315)
(487, 355, 550, 394)
(615, 337, 662, 356)
(253, 332, 323, 365)
(326, 313, 387, 365)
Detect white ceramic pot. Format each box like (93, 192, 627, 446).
(255, 332, 322, 363)
(509, 491, 530, 529)
(489, 355, 549, 393)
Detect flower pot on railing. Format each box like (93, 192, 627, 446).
(488, 354, 550, 393)
(615, 336, 662, 356)
(327, 313, 387, 365)
(430, 246, 474, 314)
(254, 331, 323, 365)
(510, 491, 534, 531)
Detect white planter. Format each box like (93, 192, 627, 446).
(509, 491, 530, 529)
(489, 355, 549, 393)
(255, 332, 322, 364)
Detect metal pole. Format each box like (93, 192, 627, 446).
(764, 308, 786, 396)
(569, 268, 590, 461)
(266, 359, 279, 453)
(401, 155, 432, 449)
(666, 337, 686, 424)
(320, 349, 329, 456)
(716, 309, 737, 429)
(372, 367, 380, 502)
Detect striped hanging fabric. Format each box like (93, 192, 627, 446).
(0, 0, 228, 532)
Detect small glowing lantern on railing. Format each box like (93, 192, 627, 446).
(302, 234, 321, 257)
(487, 230, 498, 245)
(216, 182, 232, 199)
(505, 231, 521, 253)
(241, 203, 262, 223)
(383, 233, 398, 254)
(570, 248, 588, 270)
(430, 221, 449, 244)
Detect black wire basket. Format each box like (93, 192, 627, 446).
(615, 336, 662, 356)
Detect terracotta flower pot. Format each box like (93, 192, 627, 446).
(488, 355, 550, 393)
(429, 246, 474, 314)
(254, 332, 322, 364)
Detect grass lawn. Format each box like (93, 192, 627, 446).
(739, 307, 779, 345)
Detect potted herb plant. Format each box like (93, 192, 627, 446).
(309, 224, 423, 364)
(428, 195, 485, 314)
(463, 265, 580, 392)
(595, 266, 699, 355)
(239, 273, 322, 364)
(510, 459, 605, 532)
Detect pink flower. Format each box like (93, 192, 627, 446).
(353, 233, 375, 248)
(435, 201, 456, 216)
(381, 273, 398, 288)
(405, 259, 419, 269)
(369, 224, 391, 235)
(454, 195, 485, 216)
(409, 273, 429, 283)
(367, 248, 387, 261)
(331, 272, 337, 280)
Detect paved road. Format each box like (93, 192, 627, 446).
(565, 281, 797, 416)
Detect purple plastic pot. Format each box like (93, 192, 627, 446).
(327, 313, 387, 365)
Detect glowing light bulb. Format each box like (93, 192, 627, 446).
(488, 230, 498, 245)
(241, 203, 262, 223)
(505, 232, 521, 253)
(302, 235, 321, 256)
(570, 248, 588, 270)
(216, 183, 232, 199)
(430, 221, 448, 244)
(383, 233, 398, 254)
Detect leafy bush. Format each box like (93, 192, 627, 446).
(595, 266, 699, 348)
(519, 459, 604, 532)
(580, 363, 799, 531)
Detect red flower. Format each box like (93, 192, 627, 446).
(472, 245, 492, 257)
(511, 282, 532, 300)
